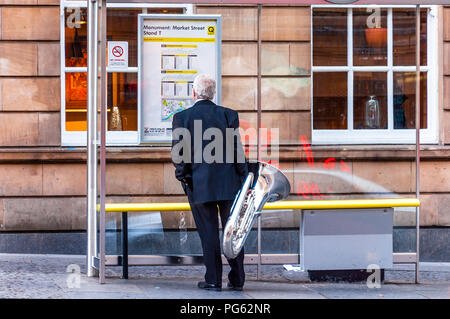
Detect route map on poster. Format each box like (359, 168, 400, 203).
(139, 15, 221, 143)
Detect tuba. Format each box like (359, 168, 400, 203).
(223, 161, 291, 259)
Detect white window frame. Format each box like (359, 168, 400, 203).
(60, 1, 193, 146)
(311, 5, 439, 145)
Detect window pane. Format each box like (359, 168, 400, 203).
(107, 9, 141, 68)
(65, 7, 87, 67)
(393, 9, 427, 66)
(147, 8, 185, 14)
(313, 72, 347, 129)
(393, 72, 427, 129)
(313, 9, 347, 66)
(65, 72, 87, 131)
(64, 7, 185, 134)
(353, 8, 387, 66)
(107, 72, 138, 131)
(354, 72, 387, 129)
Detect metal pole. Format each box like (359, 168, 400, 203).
(99, 0, 107, 284)
(415, 4, 421, 284)
(122, 212, 129, 279)
(87, 0, 99, 278)
(256, 3, 262, 281)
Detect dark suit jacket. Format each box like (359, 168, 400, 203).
(171, 99, 248, 204)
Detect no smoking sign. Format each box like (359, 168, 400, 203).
(108, 41, 128, 69)
(112, 46, 124, 57)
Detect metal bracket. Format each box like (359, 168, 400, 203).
(92, 256, 100, 270)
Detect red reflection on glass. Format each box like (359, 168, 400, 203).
(323, 157, 336, 170)
(239, 120, 275, 156)
(339, 160, 351, 173)
(239, 120, 255, 155)
(299, 136, 352, 173)
(300, 136, 315, 168)
(295, 181, 326, 200)
(266, 160, 280, 169)
(233, 129, 355, 200)
(296, 136, 352, 199)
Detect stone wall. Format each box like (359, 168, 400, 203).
(0, 3, 448, 233)
(0, 1, 60, 147)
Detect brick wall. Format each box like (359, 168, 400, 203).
(0, 1, 62, 231)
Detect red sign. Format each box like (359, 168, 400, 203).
(112, 46, 124, 58)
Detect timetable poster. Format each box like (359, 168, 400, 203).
(139, 15, 221, 143)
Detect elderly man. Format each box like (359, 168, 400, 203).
(171, 74, 248, 291)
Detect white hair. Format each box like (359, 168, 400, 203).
(193, 74, 216, 100)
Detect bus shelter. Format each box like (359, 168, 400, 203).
(84, 0, 449, 284)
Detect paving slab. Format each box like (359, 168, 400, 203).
(52, 274, 144, 294)
(242, 281, 325, 299)
(63, 292, 149, 299)
(131, 278, 250, 299)
(0, 254, 449, 299)
(303, 282, 428, 299)
(389, 283, 450, 299)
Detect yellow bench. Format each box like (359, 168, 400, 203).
(100, 198, 420, 279)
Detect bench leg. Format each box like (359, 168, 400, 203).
(122, 212, 128, 279)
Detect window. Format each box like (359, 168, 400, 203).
(311, 6, 438, 144)
(61, 1, 192, 146)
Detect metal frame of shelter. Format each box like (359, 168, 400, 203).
(86, 0, 450, 284)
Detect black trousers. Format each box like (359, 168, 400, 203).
(189, 198, 245, 287)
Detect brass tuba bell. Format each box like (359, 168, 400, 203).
(223, 161, 291, 259)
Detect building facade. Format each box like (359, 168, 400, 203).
(0, 0, 449, 259)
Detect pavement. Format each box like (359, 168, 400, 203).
(0, 254, 449, 299)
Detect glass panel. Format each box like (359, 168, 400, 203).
(107, 9, 141, 68)
(64, 7, 185, 134)
(105, 211, 203, 256)
(353, 8, 388, 66)
(107, 72, 138, 131)
(105, 212, 299, 256)
(354, 72, 387, 129)
(258, 77, 311, 147)
(393, 9, 427, 66)
(260, 210, 299, 254)
(313, 9, 347, 66)
(65, 8, 185, 69)
(313, 72, 347, 129)
(393, 227, 417, 253)
(65, 7, 88, 67)
(65, 72, 87, 131)
(393, 72, 427, 129)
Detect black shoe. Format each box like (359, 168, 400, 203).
(227, 282, 244, 291)
(198, 281, 222, 291)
